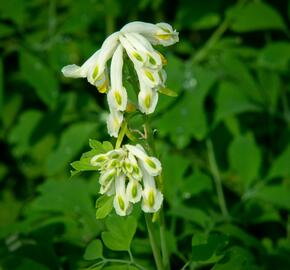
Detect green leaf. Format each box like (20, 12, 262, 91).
(89, 140, 113, 151)
(20, 51, 59, 109)
(215, 81, 261, 122)
(46, 122, 96, 175)
(170, 204, 211, 229)
(71, 160, 97, 173)
(212, 247, 257, 270)
(216, 224, 260, 248)
(71, 141, 113, 175)
(158, 87, 178, 97)
(191, 233, 228, 263)
(257, 42, 290, 71)
(1, 94, 22, 131)
(257, 70, 280, 114)
(180, 171, 212, 198)
(95, 195, 114, 219)
(8, 110, 43, 156)
(163, 153, 190, 206)
(22, 178, 99, 243)
(176, 0, 220, 30)
(156, 54, 185, 112)
(157, 66, 216, 147)
(228, 2, 286, 32)
(252, 185, 290, 211)
(0, 0, 26, 25)
(219, 52, 262, 103)
(268, 145, 290, 179)
(84, 239, 103, 260)
(228, 133, 261, 189)
(101, 215, 137, 251)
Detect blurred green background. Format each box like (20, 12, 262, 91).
(1, 0, 290, 269)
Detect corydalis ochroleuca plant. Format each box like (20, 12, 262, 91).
(90, 144, 162, 216)
(62, 21, 179, 138)
(64, 21, 178, 217)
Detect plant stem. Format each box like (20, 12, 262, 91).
(115, 121, 127, 149)
(180, 261, 191, 270)
(143, 116, 170, 269)
(159, 209, 170, 270)
(145, 213, 164, 270)
(206, 139, 229, 220)
(89, 257, 146, 270)
(193, 20, 229, 64)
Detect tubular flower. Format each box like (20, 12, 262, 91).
(107, 44, 127, 111)
(61, 21, 178, 137)
(106, 109, 123, 138)
(141, 171, 163, 213)
(121, 21, 179, 46)
(90, 144, 162, 216)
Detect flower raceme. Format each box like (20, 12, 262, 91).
(61, 21, 179, 137)
(90, 144, 163, 216)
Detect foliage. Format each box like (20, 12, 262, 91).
(1, 0, 290, 269)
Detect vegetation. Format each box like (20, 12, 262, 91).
(1, 0, 290, 269)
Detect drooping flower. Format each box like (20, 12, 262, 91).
(141, 170, 163, 213)
(107, 44, 127, 111)
(125, 144, 162, 176)
(114, 174, 132, 216)
(90, 144, 163, 216)
(126, 179, 142, 203)
(138, 85, 159, 114)
(106, 109, 123, 138)
(121, 21, 179, 47)
(62, 21, 179, 137)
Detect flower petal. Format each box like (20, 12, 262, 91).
(141, 171, 163, 213)
(113, 174, 132, 216)
(138, 85, 158, 114)
(106, 109, 123, 138)
(126, 179, 142, 203)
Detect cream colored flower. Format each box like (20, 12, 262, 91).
(121, 21, 179, 47)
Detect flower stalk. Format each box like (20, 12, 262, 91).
(63, 21, 178, 270)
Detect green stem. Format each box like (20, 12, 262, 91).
(206, 139, 229, 220)
(180, 261, 191, 270)
(159, 209, 170, 270)
(88, 257, 146, 270)
(145, 213, 164, 270)
(144, 116, 170, 269)
(193, 20, 229, 64)
(115, 121, 127, 149)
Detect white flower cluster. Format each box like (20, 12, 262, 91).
(62, 21, 178, 138)
(91, 144, 163, 216)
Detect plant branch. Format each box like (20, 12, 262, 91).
(206, 139, 230, 220)
(145, 213, 164, 270)
(115, 121, 127, 149)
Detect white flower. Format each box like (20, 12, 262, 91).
(91, 144, 164, 215)
(106, 109, 123, 138)
(61, 32, 119, 91)
(113, 174, 132, 216)
(126, 179, 142, 203)
(90, 153, 108, 167)
(138, 83, 159, 114)
(119, 34, 147, 67)
(107, 44, 127, 111)
(121, 21, 179, 47)
(123, 33, 162, 70)
(99, 168, 116, 185)
(100, 179, 115, 195)
(136, 66, 161, 89)
(141, 171, 163, 213)
(125, 144, 162, 176)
